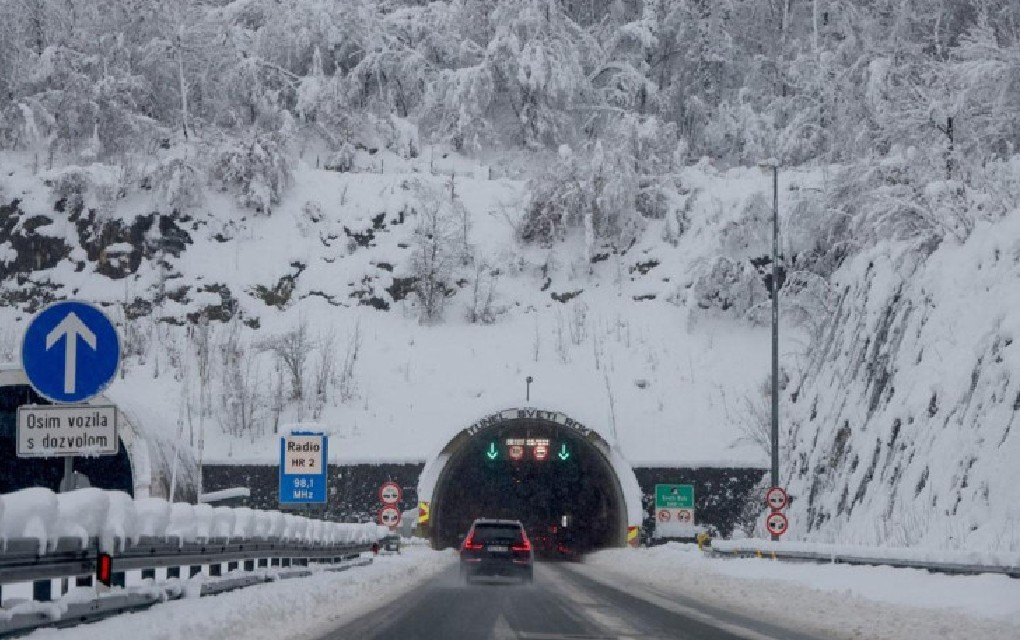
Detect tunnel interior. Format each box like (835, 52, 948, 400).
(430, 419, 626, 556)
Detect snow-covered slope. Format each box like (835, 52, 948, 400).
(1, 150, 803, 469)
(784, 212, 1020, 551)
(5, 145, 1020, 553)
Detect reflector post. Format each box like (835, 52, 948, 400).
(97, 552, 112, 586)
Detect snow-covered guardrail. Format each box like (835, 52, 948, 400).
(710, 539, 1020, 579)
(0, 488, 390, 637)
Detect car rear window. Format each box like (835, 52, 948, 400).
(472, 523, 523, 543)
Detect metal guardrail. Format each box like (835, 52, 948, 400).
(0, 536, 375, 585)
(709, 543, 1020, 579)
(0, 535, 394, 637)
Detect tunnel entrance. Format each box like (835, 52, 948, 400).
(0, 384, 134, 495)
(428, 410, 629, 555)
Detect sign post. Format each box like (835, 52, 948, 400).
(379, 481, 402, 506)
(765, 486, 789, 540)
(19, 301, 122, 492)
(17, 405, 119, 457)
(765, 486, 788, 511)
(654, 484, 695, 524)
(379, 505, 401, 529)
(765, 511, 788, 537)
(279, 431, 328, 508)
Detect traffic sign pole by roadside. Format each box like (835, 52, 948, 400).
(379, 481, 402, 505)
(279, 431, 328, 507)
(765, 486, 788, 541)
(654, 484, 695, 529)
(22, 301, 121, 404)
(379, 505, 401, 529)
(766, 512, 788, 537)
(20, 301, 122, 492)
(17, 405, 118, 457)
(765, 486, 788, 511)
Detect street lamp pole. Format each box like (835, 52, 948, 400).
(758, 160, 781, 539)
(765, 162, 780, 541)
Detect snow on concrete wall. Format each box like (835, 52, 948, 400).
(0, 487, 386, 554)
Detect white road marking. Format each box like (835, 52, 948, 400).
(563, 563, 785, 640)
(537, 564, 643, 639)
(492, 613, 518, 640)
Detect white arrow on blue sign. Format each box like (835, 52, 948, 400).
(21, 301, 121, 404)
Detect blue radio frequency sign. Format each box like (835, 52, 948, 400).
(279, 431, 328, 505)
(21, 300, 122, 404)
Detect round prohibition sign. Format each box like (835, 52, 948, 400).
(379, 481, 402, 505)
(765, 486, 788, 511)
(657, 509, 671, 523)
(379, 506, 401, 528)
(765, 511, 788, 536)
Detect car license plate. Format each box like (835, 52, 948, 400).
(488, 545, 508, 553)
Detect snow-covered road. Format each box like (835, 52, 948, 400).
(24, 547, 455, 640)
(21, 543, 1020, 640)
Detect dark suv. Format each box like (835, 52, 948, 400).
(459, 518, 534, 583)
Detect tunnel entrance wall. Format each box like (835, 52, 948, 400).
(0, 383, 134, 495)
(421, 408, 637, 551)
(198, 462, 765, 541)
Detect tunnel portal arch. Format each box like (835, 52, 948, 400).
(0, 365, 149, 497)
(420, 408, 641, 553)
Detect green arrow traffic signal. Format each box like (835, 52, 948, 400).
(486, 442, 499, 460)
(557, 443, 570, 461)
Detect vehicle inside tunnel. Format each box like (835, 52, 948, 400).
(429, 418, 627, 557)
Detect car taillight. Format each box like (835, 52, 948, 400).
(512, 533, 532, 552)
(463, 535, 483, 550)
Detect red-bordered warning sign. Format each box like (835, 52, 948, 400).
(379, 481, 402, 505)
(765, 486, 788, 511)
(765, 511, 788, 536)
(379, 505, 401, 528)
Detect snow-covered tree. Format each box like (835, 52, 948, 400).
(409, 191, 458, 323)
(210, 132, 292, 214)
(485, 0, 595, 148)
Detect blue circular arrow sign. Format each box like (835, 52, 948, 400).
(21, 300, 121, 404)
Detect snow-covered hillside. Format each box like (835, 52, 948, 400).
(785, 203, 1020, 552)
(3, 0, 1020, 555)
(5, 145, 1020, 553)
(1, 148, 811, 469)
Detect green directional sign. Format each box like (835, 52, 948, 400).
(655, 484, 694, 509)
(486, 442, 499, 460)
(557, 443, 570, 461)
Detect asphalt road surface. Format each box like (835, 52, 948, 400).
(320, 561, 825, 640)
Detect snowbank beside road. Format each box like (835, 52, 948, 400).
(713, 538, 1020, 570)
(24, 548, 455, 640)
(587, 544, 1020, 640)
(0, 488, 386, 552)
